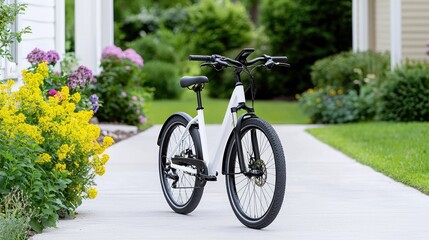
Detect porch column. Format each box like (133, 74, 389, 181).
(75, 0, 113, 74)
(352, 0, 369, 52)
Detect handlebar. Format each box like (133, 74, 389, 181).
(188, 51, 289, 70)
(189, 55, 212, 61)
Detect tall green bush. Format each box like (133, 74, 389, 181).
(377, 63, 429, 122)
(142, 61, 181, 99)
(260, 0, 352, 97)
(184, 0, 252, 98)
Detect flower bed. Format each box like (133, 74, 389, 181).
(0, 49, 113, 233)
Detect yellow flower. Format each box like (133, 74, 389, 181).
(337, 89, 344, 95)
(36, 153, 52, 164)
(329, 89, 336, 96)
(95, 165, 106, 176)
(307, 88, 315, 94)
(101, 154, 110, 164)
(54, 163, 67, 172)
(87, 187, 98, 199)
(102, 136, 114, 147)
(36, 62, 49, 78)
(59, 86, 70, 101)
(6, 79, 14, 89)
(71, 92, 81, 103)
(57, 144, 70, 160)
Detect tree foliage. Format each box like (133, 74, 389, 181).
(260, 0, 352, 96)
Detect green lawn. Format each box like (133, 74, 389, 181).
(307, 122, 429, 195)
(146, 91, 308, 124)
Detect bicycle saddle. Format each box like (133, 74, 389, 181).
(180, 76, 209, 88)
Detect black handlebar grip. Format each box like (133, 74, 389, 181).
(271, 56, 288, 62)
(189, 55, 212, 61)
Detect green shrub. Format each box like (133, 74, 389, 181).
(142, 61, 181, 99)
(311, 51, 390, 91)
(260, 0, 352, 96)
(0, 133, 62, 233)
(118, 4, 190, 45)
(92, 45, 152, 125)
(184, 0, 252, 98)
(377, 63, 429, 121)
(127, 34, 177, 63)
(299, 87, 361, 124)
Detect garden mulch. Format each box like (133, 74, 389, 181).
(31, 125, 429, 240)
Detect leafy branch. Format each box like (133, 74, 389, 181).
(0, 0, 31, 61)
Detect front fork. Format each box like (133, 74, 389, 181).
(231, 103, 260, 175)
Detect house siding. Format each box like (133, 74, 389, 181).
(402, 0, 429, 61)
(374, 0, 390, 53)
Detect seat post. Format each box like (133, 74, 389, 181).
(193, 83, 204, 110)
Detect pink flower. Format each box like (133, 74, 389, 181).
(123, 48, 144, 67)
(101, 45, 123, 59)
(121, 91, 127, 98)
(132, 96, 138, 101)
(139, 115, 147, 124)
(48, 89, 58, 96)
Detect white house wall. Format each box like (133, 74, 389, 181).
(16, 0, 65, 70)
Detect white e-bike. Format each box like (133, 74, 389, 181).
(157, 48, 288, 229)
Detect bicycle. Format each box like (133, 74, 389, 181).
(157, 48, 289, 229)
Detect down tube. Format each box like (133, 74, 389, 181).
(208, 84, 245, 175)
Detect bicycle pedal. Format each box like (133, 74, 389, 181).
(201, 174, 217, 181)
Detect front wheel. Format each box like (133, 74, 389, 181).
(225, 118, 286, 229)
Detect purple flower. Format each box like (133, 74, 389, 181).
(90, 94, 99, 103)
(27, 48, 46, 64)
(123, 48, 144, 67)
(43, 50, 60, 64)
(132, 96, 138, 101)
(139, 115, 147, 124)
(90, 94, 99, 113)
(101, 45, 123, 59)
(67, 65, 95, 89)
(121, 91, 127, 98)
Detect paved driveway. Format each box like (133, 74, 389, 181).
(32, 125, 429, 240)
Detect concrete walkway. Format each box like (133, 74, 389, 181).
(32, 125, 429, 240)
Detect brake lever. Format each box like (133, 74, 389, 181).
(201, 63, 213, 67)
(277, 62, 291, 68)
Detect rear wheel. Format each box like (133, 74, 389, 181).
(158, 115, 205, 214)
(225, 118, 286, 229)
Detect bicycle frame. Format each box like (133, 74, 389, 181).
(168, 83, 246, 176)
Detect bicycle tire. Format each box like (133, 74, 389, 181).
(225, 117, 286, 229)
(158, 114, 205, 214)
